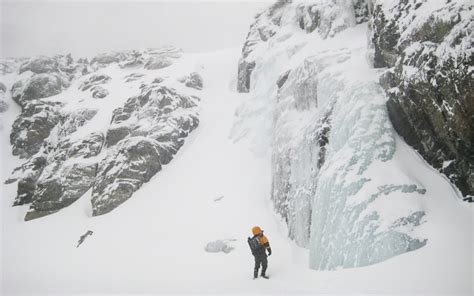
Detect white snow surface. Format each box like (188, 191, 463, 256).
(1, 47, 473, 294)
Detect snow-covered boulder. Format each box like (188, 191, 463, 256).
(11, 73, 69, 107)
(178, 72, 203, 90)
(205, 239, 236, 254)
(79, 74, 111, 91)
(55, 108, 99, 139)
(369, 0, 473, 201)
(9, 106, 100, 219)
(19, 55, 58, 74)
(15, 129, 103, 220)
(90, 52, 123, 65)
(91, 86, 109, 99)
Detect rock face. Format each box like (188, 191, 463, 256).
(10, 101, 62, 158)
(370, 0, 473, 201)
(13, 108, 100, 215)
(11, 73, 69, 107)
(3, 46, 200, 221)
(93, 85, 199, 216)
(235, 0, 431, 270)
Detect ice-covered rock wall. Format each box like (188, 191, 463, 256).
(369, 0, 473, 201)
(235, 0, 433, 269)
(1, 47, 201, 220)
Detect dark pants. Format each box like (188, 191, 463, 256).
(254, 254, 268, 277)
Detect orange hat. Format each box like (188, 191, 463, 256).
(252, 226, 263, 235)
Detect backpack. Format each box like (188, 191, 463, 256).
(248, 236, 263, 254)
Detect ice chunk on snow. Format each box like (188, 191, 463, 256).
(204, 239, 236, 254)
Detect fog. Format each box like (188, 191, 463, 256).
(1, 0, 269, 58)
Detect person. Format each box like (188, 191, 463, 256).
(76, 230, 93, 248)
(248, 226, 272, 279)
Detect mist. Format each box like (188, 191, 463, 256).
(1, 0, 269, 58)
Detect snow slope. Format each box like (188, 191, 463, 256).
(1, 48, 473, 295)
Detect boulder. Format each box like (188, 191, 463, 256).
(91, 86, 109, 99)
(19, 56, 58, 74)
(11, 73, 69, 107)
(178, 72, 203, 90)
(9, 154, 47, 206)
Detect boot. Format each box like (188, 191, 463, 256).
(261, 273, 269, 279)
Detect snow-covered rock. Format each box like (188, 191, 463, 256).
(19, 55, 59, 74)
(10, 100, 63, 158)
(0, 82, 8, 113)
(3, 46, 201, 220)
(178, 72, 203, 90)
(369, 0, 473, 201)
(93, 85, 199, 216)
(78, 74, 111, 91)
(204, 239, 236, 254)
(11, 73, 70, 107)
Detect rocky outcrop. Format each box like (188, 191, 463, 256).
(79, 74, 111, 91)
(91, 52, 123, 65)
(370, 0, 474, 201)
(143, 47, 182, 70)
(79, 74, 111, 98)
(19, 54, 76, 75)
(19, 56, 58, 74)
(91, 86, 109, 99)
(124, 73, 145, 83)
(11, 73, 69, 107)
(7, 154, 47, 205)
(178, 72, 203, 90)
(89, 47, 182, 71)
(9, 107, 99, 213)
(10, 101, 63, 158)
(91, 137, 162, 216)
(92, 85, 199, 215)
(4, 46, 199, 221)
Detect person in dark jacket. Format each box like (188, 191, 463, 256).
(76, 230, 93, 248)
(250, 226, 272, 279)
